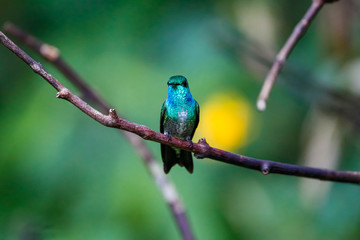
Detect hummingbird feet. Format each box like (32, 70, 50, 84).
(186, 136, 193, 148)
(164, 131, 172, 141)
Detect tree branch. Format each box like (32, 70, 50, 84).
(2, 24, 194, 240)
(3, 22, 109, 111)
(257, 0, 339, 111)
(1, 30, 359, 187)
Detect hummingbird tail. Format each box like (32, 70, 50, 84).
(180, 150, 193, 174)
(161, 144, 178, 174)
(161, 144, 194, 174)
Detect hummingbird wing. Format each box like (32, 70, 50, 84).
(160, 102, 178, 173)
(190, 100, 200, 139)
(160, 101, 165, 134)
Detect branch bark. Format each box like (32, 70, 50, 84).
(2, 24, 194, 240)
(1, 30, 359, 187)
(257, 0, 338, 111)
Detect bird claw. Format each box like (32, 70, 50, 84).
(186, 136, 193, 148)
(164, 131, 172, 141)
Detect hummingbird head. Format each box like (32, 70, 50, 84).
(167, 75, 189, 89)
(167, 75, 192, 99)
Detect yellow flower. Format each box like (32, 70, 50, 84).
(194, 93, 254, 151)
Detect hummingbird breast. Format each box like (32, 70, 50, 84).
(164, 97, 197, 139)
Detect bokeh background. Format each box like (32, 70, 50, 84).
(1, 0, 360, 239)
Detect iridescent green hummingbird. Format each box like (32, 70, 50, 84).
(160, 75, 200, 174)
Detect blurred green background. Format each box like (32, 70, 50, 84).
(1, 0, 360, 239)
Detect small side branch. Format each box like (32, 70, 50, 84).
(257, 0, 338, 111)
(1, 30, 359, 185)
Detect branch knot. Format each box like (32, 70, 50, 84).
(194, 138, 210, 159)
(109, 108, 118, 119)
(56, 89, 70, 99)
(30, 62, 42, 74)
(107, 108, 119, 125)
(261, 163, 270, 175)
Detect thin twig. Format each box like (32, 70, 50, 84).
(1, 31, 359, 185)
(217, 20, 360, 132)
(257, 0, 338, 111)
(2, 24, 194, 240)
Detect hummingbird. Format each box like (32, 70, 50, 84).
(160, 75, 200, 174)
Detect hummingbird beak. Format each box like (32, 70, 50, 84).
(169, 83, 180, 88)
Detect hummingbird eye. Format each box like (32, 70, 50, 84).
(181, 81, 188, 87)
